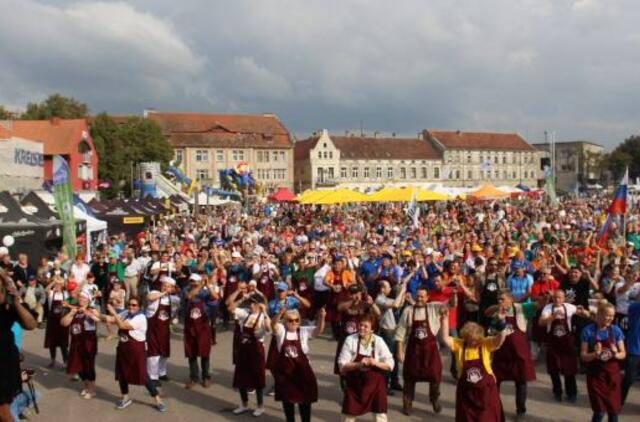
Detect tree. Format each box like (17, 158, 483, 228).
(90, 114, 172, 198)
(0, 105, 12, 119)
(602, 135, 640, 183)
(21, 93, 88, 120)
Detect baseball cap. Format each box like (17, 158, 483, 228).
(276, 281, 289, 291)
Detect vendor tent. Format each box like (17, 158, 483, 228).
(312, 189, 368, 205)
(467, 185, 510, 200)
(268, 187, 297, 202)
(20, 191, 87, 235)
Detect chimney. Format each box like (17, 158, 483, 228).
(143, 108, 157, 118)
(51, 117, 61, 126)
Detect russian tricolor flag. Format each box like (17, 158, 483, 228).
(598, 168, 628, 245)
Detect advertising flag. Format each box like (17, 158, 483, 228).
(53, 155, 77, 258)
(598, 167, 628, 245)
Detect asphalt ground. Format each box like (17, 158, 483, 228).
(18, 324, 640, 421)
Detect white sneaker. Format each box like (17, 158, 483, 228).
(233, 406, 250, 415)
(252, 407, 265, 417)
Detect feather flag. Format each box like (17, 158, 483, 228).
(406, 190, 420, 228)
(598, 167, 628, 245)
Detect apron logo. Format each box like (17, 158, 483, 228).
(466, 367, 483, 384)
(261, 277, 268, 284)
(415, 327, 427, 340)
(158, 310, 169, 321)
(346, 321, 357, 334)
(599, 348, 613, 361)
(241, 335, 252, 344)
(487, 283, 497, 292)
(190, 308, 202, 319)
(120, 334, 129, 343)
(552, 325, 567, 337)
(53, 306, 62, 315)
(284, 345, 299, 358)
(71, 324, 82, 335)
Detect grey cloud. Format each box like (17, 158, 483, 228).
(2, 0, 640, 148)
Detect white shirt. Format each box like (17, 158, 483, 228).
(145, 292, 171, 318)
(540, 303, 577, 333)
(234, 308, 267, 341)
(614, 281, 640, 314)
(125, 259, 143, 277)
(338, 333, 395, 372)
(273, 323, 315, 355)
(70, 262, 91, 284)
(252, 262, 277, 276)
(375, 294, 396, 331)
(313, 264, 331, 292)
(118, 311, 147, 342)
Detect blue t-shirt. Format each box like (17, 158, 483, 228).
(12, 322, 22, 351)
(268, 296, 300, 317)
(507, 273, 533, 301)
(627, 301, 640, 355)
(580, 323, 625, 348)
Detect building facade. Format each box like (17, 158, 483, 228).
(532, 141, 604, 192)
(423, 130, 540, 188)
(147, 111, 295, 191)
(7, 118, 97, 191)
(0, 125, 44, 192)
(295, 129, 540, 192)
(294, 129, 443, 191)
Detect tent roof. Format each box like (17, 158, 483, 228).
(268, 187, 297, 202)
(468, 185, 510, 199)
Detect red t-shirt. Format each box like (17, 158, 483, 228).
(531, 278, 560, 297)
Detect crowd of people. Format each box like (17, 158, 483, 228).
(1, 194, 640, 422)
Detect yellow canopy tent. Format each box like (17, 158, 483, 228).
(313, 189, 368, 205)
(467, 185, 510, 200)
(416, 189, 452, 201)
(365, 187, 452, 202)
(299, 190, 333, 204)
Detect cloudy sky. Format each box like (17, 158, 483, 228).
(1, 0, 639, 148)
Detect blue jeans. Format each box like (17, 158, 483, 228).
(10, 390, 39, 421)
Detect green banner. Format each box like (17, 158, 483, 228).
(52, 155, 77, 258)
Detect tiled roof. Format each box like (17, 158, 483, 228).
(425, 130, 536, 152)
(10, 118, 88, 154)
(148, 112, 292, 149)
(295, 133, 443, 161)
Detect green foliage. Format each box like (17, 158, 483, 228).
(90, 114, 172, 198)
(0, 105, 12, 119)
(602, 135, 640, 182)
(21, 93, 88, 120)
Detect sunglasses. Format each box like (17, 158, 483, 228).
(286, 318, 300, 323)
(128, 303, 140, 307)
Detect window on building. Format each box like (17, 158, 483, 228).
(323, 151, 329, 159)
(410, 168, 416, 179)
(494, 170, 499, 179)
(376, 167, 382, 178)
(195, 149, 209, 162)
(502, 156, 506, 164)
(421, 167, 427, 179)
(216, 150, 224, 162)
(400, 168, 407, 179)
(280, 151, 285, 161)
(455, 170, 460, 179)
(328, 151, 333, 159)
(468, 170, 472, 180)
(351, 167, 359, 178)
(196, 169, 209, 180)
(318, 151, 322, 159)
(327, 168, 334, 179)
(434, 167, 440, 179)
(387, 167, 394, 178)
(341, 167, 347, 178)
(364, 167, 370, 178)
(257, 151, 263, 162)
(271, 151, 278, 162)
(232, 150, 244, 161)
(175, 149, 183, 163)
(493, 156, 498, 164)
(467, 154, 472, 163)
(502, 170, 507, 179)
(512, 155, 517, 164)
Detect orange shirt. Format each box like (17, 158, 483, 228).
(324, 269, 355, 288)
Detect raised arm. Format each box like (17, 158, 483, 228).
(312, 307, 326, 338)
(439, 307, 454, 350)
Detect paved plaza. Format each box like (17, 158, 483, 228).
(18, 325, 640, 421)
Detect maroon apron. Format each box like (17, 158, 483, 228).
(492, 308, 536, 382)
(44, 298, 69, 349)
(66, 312, 97, 375)
(258, 271, 275, 301)
(184, 300, 212, 358)
(274, 329, 318, 403)
(531, 308, 548, 344)
(455, 346, 504, 422)
(586, 327, 622, 414)
(403, 306, 442, 383)
(341, 337, 388, 416)
(115, 314, 147, 385)
(147, 298, 171, 358)
(232, 312, 266, 389)
(334, 311, 362, 374)
(546, 304, 577, 376)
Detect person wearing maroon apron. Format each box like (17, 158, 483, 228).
(397, 295, 443, 415)
(338, 314, 393, 422)
(44, 286, 69, 368)
(102, 299, 167, 412)
(271, 308, 326, 422)
(255, 253, 278, 301)
(334, 284, 379, 377)
(580, 303, 626, 422)
(539, 290, 586, 402)
(325, 260, 352, 338)
(490, 292, 536, 417)
(230, 296, 270, 417)
(184, 274, 213, 388)
(145, 276, 174, 386)
(440, 309, 506, 422)
(60, 293, 99, 399)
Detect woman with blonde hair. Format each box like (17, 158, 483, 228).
(440, 310, 507, 422)
(580, 302, 626, 422)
